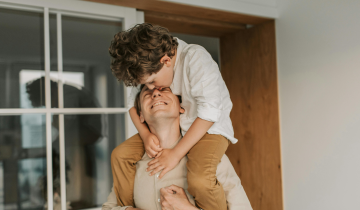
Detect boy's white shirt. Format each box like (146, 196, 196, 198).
(127, 38, 237, 143)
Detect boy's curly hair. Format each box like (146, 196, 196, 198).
(109, 23, 178, 86)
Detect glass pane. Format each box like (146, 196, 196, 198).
(56, 114, 125, 209)
(61, 16, 124, 108)
(0, 8, 53, 109)
(0, 114, 59, 210)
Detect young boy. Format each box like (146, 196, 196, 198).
(109, 23, 237, 210)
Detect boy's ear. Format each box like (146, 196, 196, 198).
(179, 107, 185, 114)
(139, 112, 145, 123)
(160, 55, 172, 67)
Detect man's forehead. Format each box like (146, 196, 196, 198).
(140, 85, 150, 94)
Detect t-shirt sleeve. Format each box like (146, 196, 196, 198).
(127, 85, 141, 111)
(216, 155, 253, 210)
(186, 48, 223, 123)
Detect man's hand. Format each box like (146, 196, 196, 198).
(126, 207, 142, 210)
(147, 149, 181, 178)
(160, 185, 198, 210)
(144, 133, 162, 158)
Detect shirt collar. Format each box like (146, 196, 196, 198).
(168, 134, 183, 149)
(173, 37, 186, 72)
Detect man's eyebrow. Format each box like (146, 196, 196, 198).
(141, 86, 150, 96)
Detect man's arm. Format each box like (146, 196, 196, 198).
(217, 155, 253, 210)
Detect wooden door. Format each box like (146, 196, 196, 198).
(221, 20, 283, 210)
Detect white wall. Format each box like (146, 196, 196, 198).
(276, 0, 360, 209)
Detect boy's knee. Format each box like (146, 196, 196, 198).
(111, 144, 128, 161)
(111, 134, 143, 162)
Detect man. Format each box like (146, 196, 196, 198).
(102, 86, 252, 210)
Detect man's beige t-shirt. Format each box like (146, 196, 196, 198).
(102, 138, 252, 210)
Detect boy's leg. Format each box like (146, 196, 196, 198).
(111, 133, 144, 206)
(187, 133, 230, 210)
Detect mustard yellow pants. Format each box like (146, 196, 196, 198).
(111, 133, 230, 209)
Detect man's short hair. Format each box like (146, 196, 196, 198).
(134, 84, 146, 116)
(109, 23, 178, 87)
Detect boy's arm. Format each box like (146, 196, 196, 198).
(174, 47, 224, 156)
(147, 117, 213, 178)
(129, 107, 150, 140)
(173, 117, 213, 159)
(127, 85, 161, 158)
(129, 107, 162, 158)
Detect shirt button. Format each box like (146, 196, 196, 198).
(158, 198, 160, 202)
(156, 174, 159, 178)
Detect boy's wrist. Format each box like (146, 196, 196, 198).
(139, 130, 151, 141)
(171, 146, 185, 160)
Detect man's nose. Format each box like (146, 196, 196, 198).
(152, 89, 161, 98)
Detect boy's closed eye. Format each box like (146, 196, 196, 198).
(160, 87, 170, 91)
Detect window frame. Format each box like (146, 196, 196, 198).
(0, 1, 140, 209)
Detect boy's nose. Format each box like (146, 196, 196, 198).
(146, 84, 155, 90)
(152, 89, 161, 98)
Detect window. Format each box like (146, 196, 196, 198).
(0, 1, 138, 210)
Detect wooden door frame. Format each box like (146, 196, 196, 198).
(86, 1, 283, 210)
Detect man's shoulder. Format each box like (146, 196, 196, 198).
(217, 154, 236, 174)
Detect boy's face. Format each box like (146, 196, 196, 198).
(140, 54, 175, 90)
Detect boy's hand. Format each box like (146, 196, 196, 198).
(146, 149, 182, 179)
(144, 133, 162, 158)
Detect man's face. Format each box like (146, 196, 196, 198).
(139, 86, 183, 124)
(140, 55, 175, 90)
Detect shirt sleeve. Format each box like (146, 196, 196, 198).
(127, 85, 141, 111)
(186, 47, 222, 122)
(102, 185, 133, 210)
(216, 155, 253, 210)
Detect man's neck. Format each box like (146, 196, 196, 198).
(148, 119, 181, 149)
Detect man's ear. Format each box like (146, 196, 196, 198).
(160, 55, 172, 67)
(139, 112, 145, 123)
(179, 107, 185, 114)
